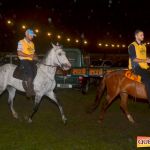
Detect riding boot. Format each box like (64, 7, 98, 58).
(22, 81, 27, 91)
(144, 84, 150, 108)
(26, 78, 35, 97)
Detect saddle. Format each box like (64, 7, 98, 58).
(13, 64, 37, 81)
(125, 70, 141, 83)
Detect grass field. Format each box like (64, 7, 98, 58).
(0, 87, 149, 150)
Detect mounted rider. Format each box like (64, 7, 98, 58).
(128, 30, 150, 103)
(17, 29, 37, 97)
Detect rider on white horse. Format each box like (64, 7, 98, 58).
(17, 29, 37, 97)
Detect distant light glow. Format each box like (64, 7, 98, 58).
(111, 44, 115, 47)
(22, 25, 26, 29)
(117, 44, 120, 48)
(57, 35, 61, 39)
(84, 40, 88, 44)
(105, 44, 108, 47)
(122, 44, 126, 48)
(75, 39, 79, 43)
(7, 20, 12, 25)
(67, 38, 71, 42)
(98, 43, 102, 46)
(47, 32, 51, 36)
(35, 29, 39, 33)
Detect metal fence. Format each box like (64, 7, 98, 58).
(0, 54, 45, 66)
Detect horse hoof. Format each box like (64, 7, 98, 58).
(28, 118, 33, 123)
(62, 118, 67, 124)
(13, 113, 18, 119)
(24, 116, 32, 123)
(127, 115, 135, 124)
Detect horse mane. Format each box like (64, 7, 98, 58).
(40, 45, 62, 64)
(40, 49, 52, 64)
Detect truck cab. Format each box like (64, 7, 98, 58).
(56, 48, 86, 89)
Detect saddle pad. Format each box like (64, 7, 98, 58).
(125, 70, 141, 83)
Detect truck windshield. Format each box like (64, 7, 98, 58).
(64, 49, 82, 67)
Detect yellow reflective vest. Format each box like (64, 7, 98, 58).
(18, 39, 35, 61)
(128, 42, 149, 69)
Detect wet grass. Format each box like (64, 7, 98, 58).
(0, 88, 149, 150)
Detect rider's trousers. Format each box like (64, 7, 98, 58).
(134, 66, 150, 103)
(20, 60, 36, 80)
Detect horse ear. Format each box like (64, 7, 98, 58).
(51, 43, 56, 48)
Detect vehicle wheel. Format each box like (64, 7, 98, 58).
(82, 80, 89, 94)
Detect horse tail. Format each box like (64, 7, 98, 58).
(87, 77, 106, 113)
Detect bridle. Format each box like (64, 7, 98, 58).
(39, 48, 67, 70)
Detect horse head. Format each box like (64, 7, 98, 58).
(51, 43, 71, 70)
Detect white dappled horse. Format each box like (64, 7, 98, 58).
(0, 44, 71, 123)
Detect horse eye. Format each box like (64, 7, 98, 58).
(58, 53, 62, 56)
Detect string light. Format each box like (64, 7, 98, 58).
(67, 38, 71, 42)
(5, 22, 128, 48)
(47, 32, 51, 37)
(98, 43, 102, 46)
(122, 44, 126, 48)
(84, 40, 88, 44)
(57, 35, 61, 39)
(35, 29, 39, 33)
(75, 39, 79, 43)
(22, 25, 26, 29)
(7, 20, 12, 25)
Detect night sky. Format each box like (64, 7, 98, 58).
(0, 0, 150, 53)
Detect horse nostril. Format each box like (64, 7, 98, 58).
(68, 63, 72, 68)
(63, 63, 71, 68)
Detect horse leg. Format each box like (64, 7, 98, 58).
(27, 95, 42, 123)
(46, 91, 67, 124)
(99, 94, 117, 123)
(7, 86, 18, 119)
(120, 92, 135, 124)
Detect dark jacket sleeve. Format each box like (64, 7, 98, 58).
(128, 44, 136, 60)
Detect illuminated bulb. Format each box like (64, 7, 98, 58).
(7, 20, 12, 24)
(47, 32, 51, 36)
(22, 25, 26, 29)
(57, 35, 61, 39)
(122, 44, 126, 48)
(105, 44, 108, 47)
(147, 42, 150, 45)
(84, 40, 88, 44)
(75, 39, 79, 43)
(111, 44, 115, 47)
(117, 44, 120, 48)
(98, 43, 102, 46)
(35, 29, 39, 33)
(67, 38, 71, 42)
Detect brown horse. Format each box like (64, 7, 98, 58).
(89, 70, 149, 124)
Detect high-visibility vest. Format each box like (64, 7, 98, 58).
(128, 42, 149, 69)
(18, 39, 35, 61)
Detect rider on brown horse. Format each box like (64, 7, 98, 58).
(89, 30, 150, 124)
(128, 30, 150, 104)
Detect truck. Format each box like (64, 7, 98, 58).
(55, 48, 125, 94)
